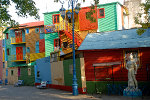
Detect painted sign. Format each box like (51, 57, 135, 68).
(44, 24, 59, 33)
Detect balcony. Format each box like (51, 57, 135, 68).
(44, 20, 79, 33)
(11, 37, 26, 44)
(30, 52, 45, 62)
(11, 54, 26, 62)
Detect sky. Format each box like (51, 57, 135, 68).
(8, 0, 130, 24)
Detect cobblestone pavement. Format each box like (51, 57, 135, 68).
(0, 85, 150, 100)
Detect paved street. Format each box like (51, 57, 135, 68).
(0, 85, 150, 100)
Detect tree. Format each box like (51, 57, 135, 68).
(135, 0, 150, 35)
(0, 0, 39, 30)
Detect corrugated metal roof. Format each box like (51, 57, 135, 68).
(78, 28, 150, 50)
(20, 21, 44, 28)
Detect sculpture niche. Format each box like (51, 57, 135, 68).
(123, 53, 142, 97)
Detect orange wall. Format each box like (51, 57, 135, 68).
(79, 6, 98, 31)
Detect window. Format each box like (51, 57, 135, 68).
(7, 49, 9, 55)
(6, 33, 8, 39)
(2, 62, 4, 68)
(40, 27, 44, 33)
(124, 50, 140, 67)
(28, 68, 31, 76)
(53, 14, 60, 24)
(26, 28, 29, 34)
(54, 39, 60, 51)
(11, 70, 14, 76)
(98, 8, 105, 18)
(18, 68, 21, 76)
(35, 41, 39, 53)
(63, 42, 68, 48)
(50, 52, 59, 62)
(37, 71, 40, 77)
(35, 28, 39, 33)
(27, 47, 30, 53)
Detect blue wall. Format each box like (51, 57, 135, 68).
(35, 56, 52, 84)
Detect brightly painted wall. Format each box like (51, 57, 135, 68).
(97, 2, 118, 32)
(0, 40, 3, 79)
(45, 33, 59, 57)
(35, 56, 51, 84)
(83, 48, 150, 94)
(18, 66, 35, 86)
(7, 67, 18, 84)
(79, 7, 98, 31)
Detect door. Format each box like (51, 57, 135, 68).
(16, 47, 23, 60)
(15, 31, 22, 43)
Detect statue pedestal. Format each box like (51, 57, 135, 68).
(123, 87, 142, 97)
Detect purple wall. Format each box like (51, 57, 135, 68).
(0, 40, 3, 79)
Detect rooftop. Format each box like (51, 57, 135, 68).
(78, 28, 150, 50)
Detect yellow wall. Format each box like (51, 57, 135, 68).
(51, 61, 64, 85)
(8, 67, 18, 85)
(30, 52, 45, 62)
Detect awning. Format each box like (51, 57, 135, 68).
(28, 62, 36, 66)
(93, 61, 121, 67)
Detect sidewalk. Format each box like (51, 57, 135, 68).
(0, 85, 150, 100)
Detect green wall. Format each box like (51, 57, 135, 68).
(86, 81, 150, 94)
(63, 58, 82, 88)
(18, 66, 35, 86)
(45, 33, 59, 57)
(44, 11, 59, 25)
(97, 3, 117, 32)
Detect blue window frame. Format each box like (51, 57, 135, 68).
(35, 28, 39, 33)
(26, 28, 29, 34)
(27, 47, 30, 53)
(35, 41, 39, 53)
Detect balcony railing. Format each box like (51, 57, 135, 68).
(44, 20, 79, 33)
(11, 37, 26, 44)
(11, 54, 26, 62)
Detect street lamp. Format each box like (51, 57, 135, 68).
(59, 0, 79, 96)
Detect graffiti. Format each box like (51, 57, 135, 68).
(44, 24, 59, 33)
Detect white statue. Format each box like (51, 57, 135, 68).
(126, 53, 138, 89)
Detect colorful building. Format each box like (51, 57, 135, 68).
(3, 21, 45, 85)
(78, 28, 150, 94)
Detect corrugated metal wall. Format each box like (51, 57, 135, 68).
(39, 39, 45, 53)
(45, 33, 58, 57)
(44, 11, 59, 25)
(35, 56, 52, 84)
(63, 58, 82, 88)
(51, 61, 64, 85)
(79, 7, 98, 31)
(18, 66, 35, 86)
(97, 3, 117, 32)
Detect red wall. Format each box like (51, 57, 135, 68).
(84, 48, 150, 82)
(79, 6, 98, 31)
(39, 39, 45, 53)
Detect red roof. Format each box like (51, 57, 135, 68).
(19, 21, 44, 28)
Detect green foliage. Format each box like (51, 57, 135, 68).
(135, 0, 150, 35)
(0, 0, 39, 30)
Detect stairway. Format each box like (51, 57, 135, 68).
(59, 20, 83, 47)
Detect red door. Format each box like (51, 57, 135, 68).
(15, 31, 22, 43)
(16, 47, 23, 60)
